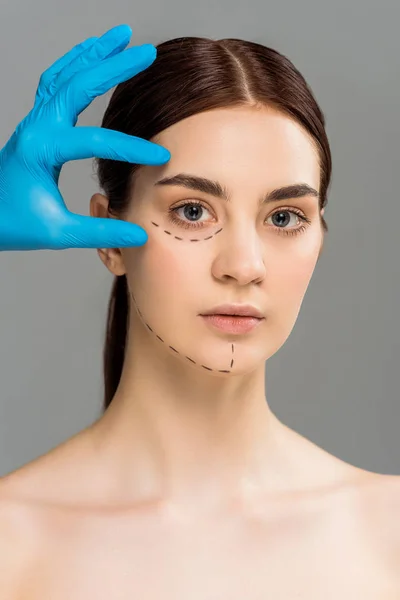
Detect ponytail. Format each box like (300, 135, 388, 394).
(102, 275, 128, 412)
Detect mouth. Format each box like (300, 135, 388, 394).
(200, 314, 264, 334)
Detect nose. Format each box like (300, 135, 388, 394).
(211, 225, 266, 285)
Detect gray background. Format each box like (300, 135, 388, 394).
(0, 0, 399, 476)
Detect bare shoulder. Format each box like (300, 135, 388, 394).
(361, 472, 400, 526)
(0, 475, 48, 597)
(357, 473, 400, 576)
(0, 435, 91, 597)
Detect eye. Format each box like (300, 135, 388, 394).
(168, 200, 213, 230)
(266, 208, 312, 237)
(167, 200, 312, 236)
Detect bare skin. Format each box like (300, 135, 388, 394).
(0, 426, 399, 599)
(1, 106, 399, 597)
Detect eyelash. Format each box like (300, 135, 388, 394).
(168, 200, 312, 237)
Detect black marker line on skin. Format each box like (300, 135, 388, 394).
(150, 221, 223, 242)
(130, 221, 234, 373)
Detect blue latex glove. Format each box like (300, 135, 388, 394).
(0, 24, 171, 251)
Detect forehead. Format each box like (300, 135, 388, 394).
(141, 106, 320, 192)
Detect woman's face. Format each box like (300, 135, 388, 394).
(97, 105, 325, 375)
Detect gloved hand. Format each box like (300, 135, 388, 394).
(0, 24, 170, 251)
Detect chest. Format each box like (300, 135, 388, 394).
(12, 508, 399, 600)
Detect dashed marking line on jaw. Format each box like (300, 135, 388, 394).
(130, 290, 234, 373)
(130, 221, 234, 372)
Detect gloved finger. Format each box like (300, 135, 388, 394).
(59, 212, 148, 249)
(34, 37, 98, 104)
(51, 126, 170, 167)
(52, 24, 132, 94)
(56, 44, 157, 124)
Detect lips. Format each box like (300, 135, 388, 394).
(201, 304, 264, 319)
(201, 314, 263, 334)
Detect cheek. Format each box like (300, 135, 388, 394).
(127, 237, 205, 319)
(270, 237, 320, 315)
(148, 244, 190, 291)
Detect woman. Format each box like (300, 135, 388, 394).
(0, 23, 399, 598)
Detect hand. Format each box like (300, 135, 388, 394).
(0, 24, 170, 251)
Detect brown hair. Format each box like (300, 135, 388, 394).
(94, 36, 332, 413)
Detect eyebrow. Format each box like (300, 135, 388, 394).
(154, 173, 319, 205)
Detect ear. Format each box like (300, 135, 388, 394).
(89, 193, 126, 276)
(320, 207, 325, 216)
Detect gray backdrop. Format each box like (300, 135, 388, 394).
(1, 0, 399, 476)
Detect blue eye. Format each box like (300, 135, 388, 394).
(266, 209, 311, 237)
(168, 200, 211, 230)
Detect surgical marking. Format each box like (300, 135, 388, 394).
(150, 221, 223, 242)
(130, 290, 234, 373)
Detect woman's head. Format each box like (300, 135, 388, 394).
(91, 36, 331, 413)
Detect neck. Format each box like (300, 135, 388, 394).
(88, 327, 313, 515)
